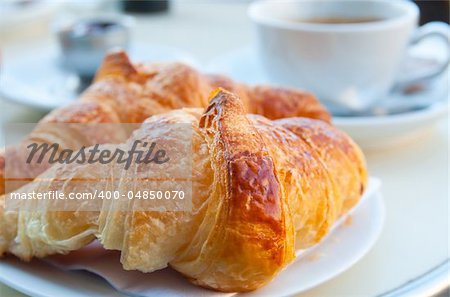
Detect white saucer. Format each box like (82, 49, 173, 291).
(0, 178, 384, 297)
(206, 47, 449, 150)
(0, 43, 199, 110)
(333, 101, 448, 150)
(0, 0, 60, 31)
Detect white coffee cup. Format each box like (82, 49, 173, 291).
(248, 0, 450, 111)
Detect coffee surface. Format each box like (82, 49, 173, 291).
(292, 17, 383, 24)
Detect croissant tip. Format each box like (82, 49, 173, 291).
(209, 87, 231, 98)
(106, 47, 128, 56)
(94, 49, 136, 81)
(101, 48, 131, 66)
(208, 88, 242, 104)
(206, 88, 245, 114)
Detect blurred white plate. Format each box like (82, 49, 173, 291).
(0, 43, 199, 110)
(0, 178, 384, 297)
(333, 102, 448, 150)
(0, 0, 60, 31)
(206, 46, 449, 150)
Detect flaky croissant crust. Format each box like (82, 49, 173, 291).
(0, 89, 366, 292)
(0, 50, 330, 196)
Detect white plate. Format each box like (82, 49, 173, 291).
(206, 46, 449, 150)
(0, 0, 60, 31)
(333, 102, 448, 150)
(0, 44, 199, 110)
(0, 178, 384, 297)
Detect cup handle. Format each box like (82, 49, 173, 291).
(394, 21, 450, 90)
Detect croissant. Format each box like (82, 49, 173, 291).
(0, 50, 330, 195)
(0, 89, 366, 292)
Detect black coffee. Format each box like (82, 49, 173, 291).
(293, 17, 384, 24)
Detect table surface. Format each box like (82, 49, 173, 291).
(0, 2, 448, 297)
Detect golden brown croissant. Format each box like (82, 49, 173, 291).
(0, 50, 330, 195)
(0, 89, 366, 292)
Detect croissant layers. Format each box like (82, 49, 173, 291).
(0, 50, 330, 196)
(0, 88, 367, 292)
